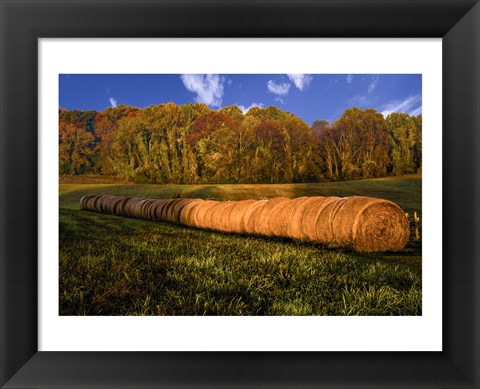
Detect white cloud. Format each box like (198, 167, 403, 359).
(275, 97, 285, 105)
(267, 80, 291, 96)
(409, 106, 422, 116)
(380, 94, 422, 117)
(347, 94, 371, 106)
(180, 74, 225, 108)
(237, 102, 264, 114)
(346, 74, 354, 84)
(287, 74, 312, 91)
(109, 97, 117, 108)
(367, 75, 380, 93)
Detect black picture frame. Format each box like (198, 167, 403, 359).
(1, 0, 479, 387)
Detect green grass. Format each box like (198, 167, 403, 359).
(59, 174, 422, 316)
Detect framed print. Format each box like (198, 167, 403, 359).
(1, 0, 479, 388)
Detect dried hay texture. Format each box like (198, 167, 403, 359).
(266, 200, 295, 237)
(86, 195, 103, 212)
(217, 202, 238, 232)
(255, 197, 290, 236)
(227, 200, 257, 234)
(243, 200, 268, 234)
(153, 199, 171, 221)
(114, 197, 132, 216)
(202, 202, 225, 230)
(192, 201, 220, 229)
(287, 197, 322, 239)
(209, 201, 235, 232)
(312, 197, 343, 243)
(79, 194, 410, 252)
(179, 199, 205, 226)
(80, 194, 96, 209)
(170, 199, 197, 224)
(330, 196, 409, 252)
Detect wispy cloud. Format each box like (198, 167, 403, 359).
(346, 74, 354, 84)
(237, 102, 264, 114)
(380, 94, 422, 117)
(367, 75, 380, 93)
(275, 97, 285, 105)
(287, 74, 312, 91)
(109, 97, 117, 108)
(180, 74, 225, 108)
(267, 80, 291, 96)
(347, 94, 371, 107)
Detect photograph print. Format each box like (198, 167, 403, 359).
(59, 73, 422, 316)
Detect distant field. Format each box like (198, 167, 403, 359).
(59, 174, 422, 316)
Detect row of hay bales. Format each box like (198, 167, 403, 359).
(80, 194, 410, 252)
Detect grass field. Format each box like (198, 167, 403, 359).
(59, 174, 422, 316)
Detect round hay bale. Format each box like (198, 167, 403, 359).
(265, 199, 295, 237)
(287, 197, 321, 239)
(114, 196, 131, 216)
(255, 197, 290, 236)
(170, 198, 197, 224)
(79, 194, 96, 209)
(202, 202, 225, 230)
(92, 195, 106, 212)
(123, 197, 142, 217)
(193, 200, 220, 229)
(102, 195, 119, 214)
(85, 195, 101, 212)
(180, 199, 205, 226)
(332, 196, 410, 252)
(159, 199, 178, 222)
(130, 198, 150, 218)
(139, 199, 156, 219)
(301, 197, 337, 241)
(243, 200, 268, 235)
(146, 199, 165, 220)
(217, 202, 239, 232)
(311, 196, 343, 243)
(208, 201, 235, 232)
(312, 197, 349, 244)
(152, 199, 170, 221)
(227, 200, 257, 234)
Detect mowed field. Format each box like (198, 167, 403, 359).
(59, 174, 422, 316)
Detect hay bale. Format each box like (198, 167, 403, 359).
(193, 200, 220, 229)
(146, 199, 165, 220)
(301, 197, 339, 241)
(152, 199, 170, 221)
(80, 194, 96, 209)
(243, 200, 268, 234)
(170, 198, 197, 224)
(313, 197, 346, 243)
(217, 202, 239, 232)
(202, 202, 225, 230)
(123, 198, 142, 217)
(125, 198, 147, 218)
(227, 200, 257, 234)
(87, 194, 99, 211)
(287, 197, 321, 239)
(113, 196, 131, 216)
(208, 201, 235, 232)
(179, 199, 205, 226)
(330, 196, 410, 252)
(101, 195, 119, 214)
(255, 197, 290, 236)
(265, 199, 295, 237)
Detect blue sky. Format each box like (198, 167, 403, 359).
(59, 74, 421, 125)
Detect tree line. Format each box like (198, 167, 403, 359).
(59, 103, 421, 184)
